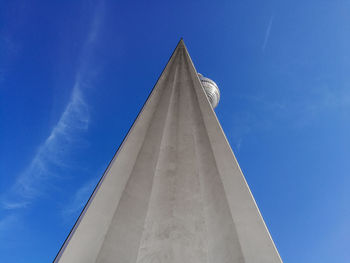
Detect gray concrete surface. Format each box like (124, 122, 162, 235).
(55, 40, 282, 263)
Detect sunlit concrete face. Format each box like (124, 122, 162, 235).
(55, 40, 282, 263)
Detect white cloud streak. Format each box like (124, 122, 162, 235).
(262, 16, 274, 52)
(1, 3, 104, 210)
(2, 84, 89, 209)
(0, 214, 18, 232)
(229, 84, 350, 148)
(61, 179, 97, 219)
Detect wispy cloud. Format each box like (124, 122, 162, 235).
(0, 214, 18, 233)
(2, 85, 89, 209)
(262, 16, 274, 52)
(0, 213, 21, 246)
(61, 178, 97, 220)
(230, 84, 350, 148)
(1, 3, 104, 210)
(0, 36, 20, 84)
(0, 1, 26, 86)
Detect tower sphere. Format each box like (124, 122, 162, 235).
(198, 73, 220, 108)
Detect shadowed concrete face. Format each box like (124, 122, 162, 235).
(55, 40, 282, 263)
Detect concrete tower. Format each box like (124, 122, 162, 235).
(55, 40, 282, 263)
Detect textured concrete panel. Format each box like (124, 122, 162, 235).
(55, 40, 282, 263)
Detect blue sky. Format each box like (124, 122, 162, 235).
(1, 0, 349, 262)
